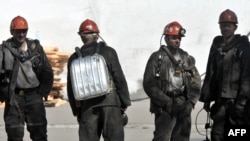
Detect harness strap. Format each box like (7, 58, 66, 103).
(75, 42, 103, 58)
(161, 45, 195, 71)
(2, 41, 39, 62)
(161, 45, 180, 66)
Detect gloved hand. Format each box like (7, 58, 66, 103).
(235, 98, 248, 117)
(178, 101, 193, 118)
(37, 88, 49, 101)
(77, 111, 81, 123)
(121, 105, 127, 113)
(203, 102, 211, 112)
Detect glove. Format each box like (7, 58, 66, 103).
(121, 105, 127, 112)
(77, 113, 81, 123)
(235, 98, 248, 117)
(76, 109, 81, 123)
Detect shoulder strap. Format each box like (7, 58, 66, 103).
(75, 47, 82, 57)
(75, 42, 105, 58)
(96, 44, 101, 54)
(155, 51, 163, 78)
(7, 57, 20, 105)
(9, 58, 19, 93)
(96, 42, 106, 54)
(160, 45, 195, 71)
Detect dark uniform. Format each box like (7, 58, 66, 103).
(200, 9, 250, 141)
(200, 35, 250, 140)
(67, 41, 131, 141)
(143, 45, 201, 141)
(0, 38, 53, 141)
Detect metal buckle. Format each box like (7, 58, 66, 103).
(19, 90, 24, 96)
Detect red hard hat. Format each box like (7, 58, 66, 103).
(163, 21, 186, 37)
(10, 16, 28, 30)
(219, 9, 238, 24)
(79, 19, 99, 34)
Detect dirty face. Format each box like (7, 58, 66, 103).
(165, 35, 182, 49)
(219, 22, 237, 39)
(79, 33, 98, 45)
(11, 29, 27, 44)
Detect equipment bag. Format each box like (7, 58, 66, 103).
(70, 45, 111, 100)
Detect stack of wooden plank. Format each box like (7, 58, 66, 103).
(43, 46, 70, 107)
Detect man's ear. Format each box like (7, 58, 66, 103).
(235, 24, 238, 31)
(94, 33, 99, 40)
(10, 30, 14, 35)
(164, 35, 168, 41)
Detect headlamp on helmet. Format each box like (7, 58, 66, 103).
(163, 21, 186, 37)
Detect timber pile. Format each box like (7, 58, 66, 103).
(43, 46, 70, 107)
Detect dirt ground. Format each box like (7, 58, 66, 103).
(0, 98, 208, 141)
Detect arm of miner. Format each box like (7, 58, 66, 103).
(36, 43, 54, 99)
(186, 56, 202, 107)
(199, 37, 218, 103)
(178, 56, 201, 118)
(199, 37, 222, 111)
(236, 36, 250, 111)
(67, 56, 81, 117)
(143, 52, 172, 108)
(107, 48, 131, 109)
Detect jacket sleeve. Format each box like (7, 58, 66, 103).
(238, 36, 250, 100)
(199, 36, 220, 102)
(107, 48, 131, 108)
(186, 55, 201, 105)
(143, 52, 171, 108)
(36, 41, 54, 97)
(67, 55, 80, 116)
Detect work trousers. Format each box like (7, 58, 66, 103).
(4, 92, 47, 141)
(210, 99, 237, 141)
(152, 96, 192, 141)
(78, 106, 124, 141)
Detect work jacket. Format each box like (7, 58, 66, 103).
(0, 38, 53, 98)
(200, 34, 250, 102)
(67, 41, 131, 116)
(143, 46, 201, 113)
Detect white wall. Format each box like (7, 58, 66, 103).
(0, 0, 249, 94)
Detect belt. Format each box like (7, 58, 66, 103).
(15, 87, 37, 96)
(167, 91, 184, 118)
(166, 91, 183, 98)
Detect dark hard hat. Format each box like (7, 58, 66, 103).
(79, 19, 99, 34)
(219, 9, 238, 24)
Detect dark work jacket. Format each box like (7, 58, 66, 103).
(67, 41, 131, 116)
(143, 46, 201, 113)
(0, 38, 54, 97)
(200, 34, 250, 102)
